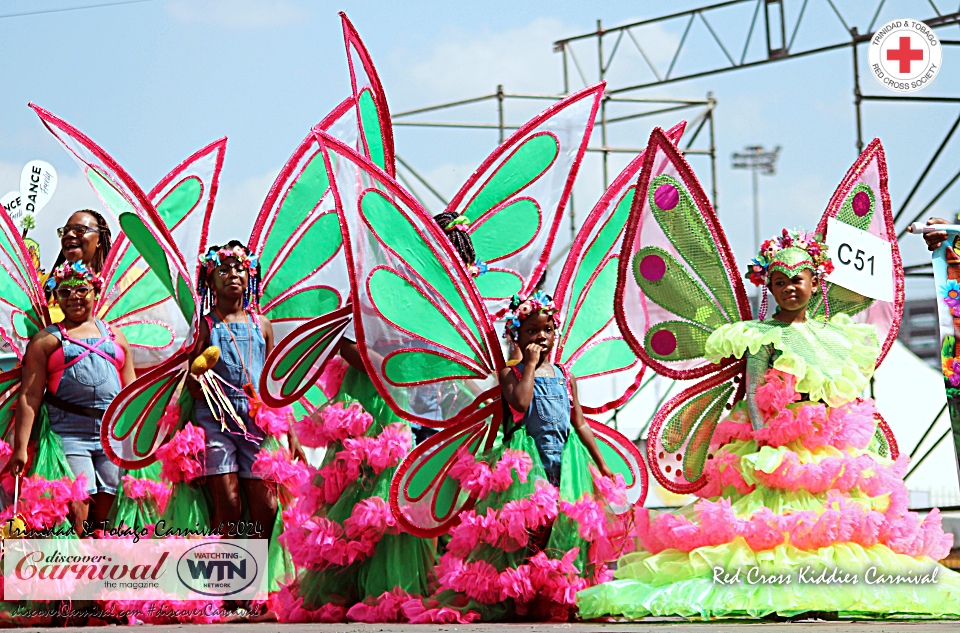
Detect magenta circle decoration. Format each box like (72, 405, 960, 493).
(654, 183, 679, 210)
(639, 254, 666, 281)
(852, 191, 871, 217)
(650, 329, 677, 356)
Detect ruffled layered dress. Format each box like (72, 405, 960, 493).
(578, 314, 960, 619)
(423, 364, 635, 622)
(275, 367, 436, 622)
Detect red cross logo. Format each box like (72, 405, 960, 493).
(886, 36, 924, 73)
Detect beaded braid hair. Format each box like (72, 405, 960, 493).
(51, 209, 113, 274)
(197, 240, 262, 314)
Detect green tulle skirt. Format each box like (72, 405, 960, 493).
(294, 368, 435, 611)
(577, 539, 960, 619)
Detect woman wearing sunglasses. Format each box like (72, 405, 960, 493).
(9, 261, 135, 535)
(45, 210, 112, 323)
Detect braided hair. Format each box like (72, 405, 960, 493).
(433, 211, 476, 268)
(52, 209, 112, 273)
(197, 240, 262, 314)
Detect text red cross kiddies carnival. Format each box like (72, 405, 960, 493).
(887, 36, 924, 73)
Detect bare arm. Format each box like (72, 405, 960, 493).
(185, 317, 211, 400)
(338, 338, 365, 372)
(569, 375, 614, 478)
(114, 329, 136, 387)
(924, 217, 950, 251)
(745, 345, 773, 431)
(499, 343, 542, 412)
(260, 314, 274, 358)
(10, 332, 56, 475)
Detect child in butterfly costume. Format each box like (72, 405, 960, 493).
(577, 129, 960, 619)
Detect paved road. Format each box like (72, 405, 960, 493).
(19, 621, 960, 633)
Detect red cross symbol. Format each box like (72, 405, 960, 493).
(887, 36, 924, 73)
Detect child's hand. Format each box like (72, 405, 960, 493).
(599, 462, 615, 479)
(7, 446, 28, 477)
(185, 373, 203, 400)
(522, 343, 542, 366)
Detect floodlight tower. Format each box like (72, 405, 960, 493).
(732, 145, 781, 259)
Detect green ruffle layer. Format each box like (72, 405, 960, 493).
(577, 538, 960, 619)
(704, 314, 879, 407)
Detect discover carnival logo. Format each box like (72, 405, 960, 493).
(869, 19, 941, 93)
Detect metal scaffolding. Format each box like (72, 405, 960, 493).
(390, 89, 718, 248)
(550, 1, 960, 491)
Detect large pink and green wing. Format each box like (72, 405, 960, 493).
(253, 99, 357, 408)
(0, 208, 48, 357)
(616, 127, 752, 380)
(811, 138, 904, 367)
(391, 401, 501, 537)
(102, 350, 188, 468)
(30, 104, 199, 327)
(646, 363, 745, 493)
(441, 85, 604, 318)
(0, 368, 22, 441)
(553, 121, 685, 414)
(320, 131, 501, 427)
(342, 12, 395, 176)
(98, 139, 226, 366)
(811, 139, 902, 459)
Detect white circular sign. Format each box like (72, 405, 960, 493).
(869, 19, 942, 93)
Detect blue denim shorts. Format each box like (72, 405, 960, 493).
(59, 435, 121, 496)
(194, 406, 265, 479)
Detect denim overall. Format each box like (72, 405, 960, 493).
(44, 319, 122, 495)
(510, 363, 571, 486)
(193, 312, 266, 478)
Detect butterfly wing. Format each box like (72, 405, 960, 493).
(391, 401, 501, 537)
(254, 100, 357, 408)
(553, 121, 685, 414)
(0, 209, 48, 357)
(616, 127, 752, 493)
(646, 364, 745, 493)
(616, 127, 752, 380)
(441, 85, 604, 318)
(101, 350, 188, 468)
(320, 131, 502, 426)
(30, 104, 199, 326)
(341, 12, 395, 176)
(97, 139, 226, 367)
(811, 138, 904, 367)
(0, 368, 22, 441)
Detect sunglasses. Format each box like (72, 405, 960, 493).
(57, 224, 99, 238)
(56, 286, 94, 300)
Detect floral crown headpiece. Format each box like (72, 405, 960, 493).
(198, 243, 261, 312)
(200, 244, 259, 276)
(442, 214, 470, 233)
(45, 261, 103, 293)
(747, 228, 834, 320)
(503, 290, 561, 339)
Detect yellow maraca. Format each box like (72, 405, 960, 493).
(190, 346, 220, 376)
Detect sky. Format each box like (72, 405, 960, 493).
(2, 0, 960, 501)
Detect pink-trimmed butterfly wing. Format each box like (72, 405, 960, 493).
(616, 127, 751, 381)
(341, 12, 395, 176)
(553, 121, 685, 414)
(390, 401, 501, 537)
(319, 131, 502, 428)
(445, 85, 605, 319)
(812, 138, 904, 367)
(646, 364, 744, 494)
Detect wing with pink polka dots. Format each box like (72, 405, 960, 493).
(615, 127, 753, 494)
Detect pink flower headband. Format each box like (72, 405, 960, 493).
(504, 291, 561, 339)
(46, 261, 103, 293)
(200, 245, 259, 276)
